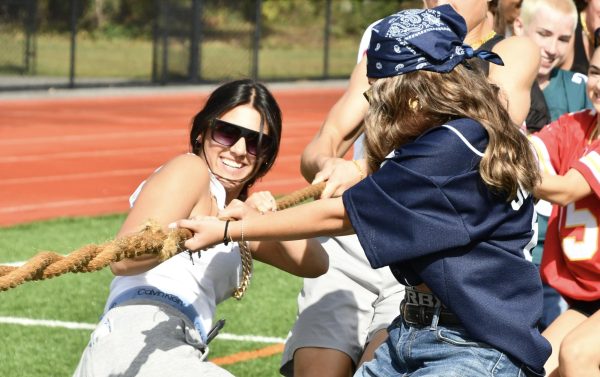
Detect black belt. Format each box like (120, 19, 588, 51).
(400, 300, 461, 327)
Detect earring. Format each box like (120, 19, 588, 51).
(408, 98, 420, 111)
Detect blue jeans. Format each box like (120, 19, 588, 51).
(355, 314, 544, 377)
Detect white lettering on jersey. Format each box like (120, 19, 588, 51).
(511, 187, 529, 211)
(523, 210, 538, 261)
(563, 203, 599, 260)
(510, 187, 536, 260)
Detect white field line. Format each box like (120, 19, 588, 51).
(0, 316, 286, 344)
(0, 262, 288, 344)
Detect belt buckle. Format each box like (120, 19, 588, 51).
(401, 300, 424, 326)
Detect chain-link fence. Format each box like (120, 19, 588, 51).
(0, 0, 421, 91)
(0, 0, 36, 81)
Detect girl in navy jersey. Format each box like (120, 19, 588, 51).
(175, 6, 550, 376)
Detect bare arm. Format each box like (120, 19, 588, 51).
(176, 197, 352, 252)
(251, 234, 329, 278)
(110, 154, 212, 276)
(535, 170, 593, 206)
(300, 57, 370, 198)
(488, 36, 541, 125)
(221, 194, 329, 278)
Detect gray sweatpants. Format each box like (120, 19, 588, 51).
(73, 301, 234, 377)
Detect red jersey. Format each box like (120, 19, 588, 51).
(530, 109, 600, 301)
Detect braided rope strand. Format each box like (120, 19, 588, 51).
(0, 183, 325, 293)
(275, 182, 324, 210)
(0, 224, 192, 291)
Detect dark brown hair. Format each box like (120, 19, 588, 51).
(189, 79, 282, 199)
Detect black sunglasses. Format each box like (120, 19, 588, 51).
(207, 119, 273, 156)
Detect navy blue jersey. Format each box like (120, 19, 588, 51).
(342, 118, 551, 372)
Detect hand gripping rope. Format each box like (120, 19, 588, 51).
(0, 182, 325, 298)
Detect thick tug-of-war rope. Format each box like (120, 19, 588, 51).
(0, 182, 325, 294)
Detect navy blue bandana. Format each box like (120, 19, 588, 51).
(366, 5, 503, 78)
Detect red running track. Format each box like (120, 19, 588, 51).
(0, 86, 345, 227)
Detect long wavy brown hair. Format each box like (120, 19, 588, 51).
(363, 64, 540, 201)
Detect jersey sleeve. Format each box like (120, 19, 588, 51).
(342, 126, 476, 269)
(343, 162, 471, 269)
(571, 145, 600, 197)
(529, 119, 564, 175)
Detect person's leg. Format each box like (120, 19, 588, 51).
(357, 329, 388, 367)
(354, 319, 405, 377)
(357, 256, 405, 368)
(558, 309, 600, 377)
(542, 308, 588, 376)
(293, 348, 354, 377)
(280, 236, 378, 377)
(74, 303, 223, 377)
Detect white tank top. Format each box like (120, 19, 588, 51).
(105, 172, 242, 338)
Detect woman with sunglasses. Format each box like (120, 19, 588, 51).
(72, 79, 328, 377)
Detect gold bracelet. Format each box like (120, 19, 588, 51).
(352, 160, 366, 180)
